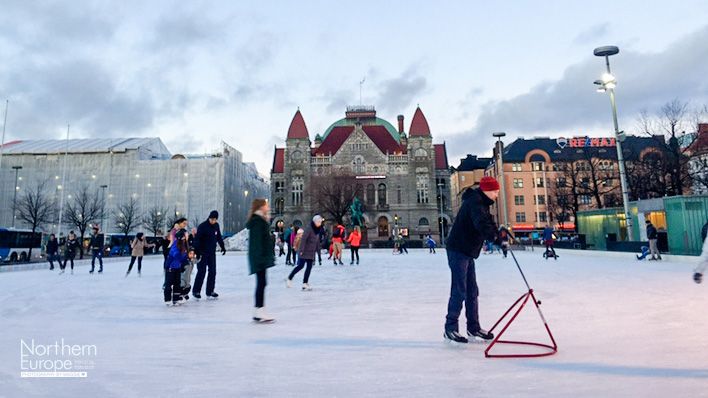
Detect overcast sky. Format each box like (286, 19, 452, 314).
(1, 1, 708, 176)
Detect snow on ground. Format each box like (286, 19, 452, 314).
(1, 248, 707, 397)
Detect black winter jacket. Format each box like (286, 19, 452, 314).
(646, 223, 658, 240)
(46, 239, 59, 255)
(89, 234, 104, 250)
(194, 219, 225, 255)
(701, 222, 708, 243)
(446, 188, 499, 258)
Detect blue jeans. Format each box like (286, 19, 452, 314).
(445, 250, 480, 333)
(637, 246, 650, 260)
(91, 249, 103, 271)
(47, 254, 60, 269)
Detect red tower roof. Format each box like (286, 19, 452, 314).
(287, 110, 309, 139)
(272, 148, 285, 173)
(409, 107, 431, 136)
(434, 143, 449, 170)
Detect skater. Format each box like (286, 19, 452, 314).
(180, 247, 197, 300)
(646, 220, 661, 261)
(61, 231, 79, 274)
(499, 225, 513, 258)
(693, 220, 708, 283)
(636, 246, 650, 260)
(287, 215, 323, 291)
(89, 226, 104, 274)
(348, 226, 361, 264)
(542, 225, 557, 260)
(46, 234, 60, 270)
(192, 211, 226, 299)
(126, 233, 154, 277)
(288, 226, 299, 266)
(247, 199, 276, 322)
(397, 235, 408, 254)
(443, 178, 501, 343)
(284, 225, 294, 265)
(293, 228, 304, 265)
(332, 222, 346, 265)
(161, 230, 171, 262)
(277, 231, 285, 257)
(164, 229, 188, 306)
(427, 235, 436, 253)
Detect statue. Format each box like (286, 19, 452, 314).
(350, 197, 364, 227)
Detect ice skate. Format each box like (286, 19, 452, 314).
(302, 283, 312, 291)
(694, 273, 703, 284)
(207, 292, 219, 300)
(125, 271, 130, 277)
(253, 307, 275, 323)
(59, 270, 65, 275)
(468, 328, 494, 341)
(286, 279, 292, 288)
(193, 292, 201, 300)
(444, 330, 468, 344)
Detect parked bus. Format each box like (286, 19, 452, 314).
(0, 228, 43, 263)
(105, 234, 135, 256)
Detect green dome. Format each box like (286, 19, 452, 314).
(322, 117, 400, 143)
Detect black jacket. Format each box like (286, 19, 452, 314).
(646, 223, 657, 240)
(65, 237, 79, 255)
(47, 239, 59, 255)
(89, 233, 104, 250)
(194, 219, 225, 255)
(702, 222, 708, 243)
(446, 188, 499, 258)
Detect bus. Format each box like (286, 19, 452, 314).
(0, 228, 43, 263)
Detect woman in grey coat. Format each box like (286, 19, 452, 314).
(286, 215, 323, 291)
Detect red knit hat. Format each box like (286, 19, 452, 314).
(479, 176, 500, 192)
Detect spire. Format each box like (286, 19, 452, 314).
(409, 106, 431, 136)
(287, 109, 309, 139)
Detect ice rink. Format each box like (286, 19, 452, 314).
(1, 248, 707, 397)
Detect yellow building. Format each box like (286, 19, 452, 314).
(450, 155, 492, 216)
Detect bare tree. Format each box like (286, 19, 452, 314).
(166, 206, 186, 232)
(113, 198, 142, 237)
(309, 170, 363, 225)
(64, 185, 103, 258)
(13, 181, 57, 261)
(142, 207, 167, 237)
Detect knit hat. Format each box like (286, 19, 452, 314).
(209, 210, 219, 220)
(313, 215, 323, 223)
(479, 176, 500, 192)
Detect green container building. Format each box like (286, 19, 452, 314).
(663, 196, 708, 255)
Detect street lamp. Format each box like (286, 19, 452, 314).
(11, 166, 21, 228)
(394, 214, 398, 237)
(492, 132, 508, 227)
(593, 45, 633, 241)
(437, 180, 446, 246)
(100, 185, 108, 231)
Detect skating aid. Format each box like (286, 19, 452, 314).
(484, 247, 558, 358)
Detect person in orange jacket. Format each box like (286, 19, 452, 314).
(347, 226, 362, 265)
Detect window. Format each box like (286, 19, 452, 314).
(291, 177, 303, 205)
(461, 175, 466, 182)
(556, 178, 566, 188)
(576, 162, 588, 171)
(515, 212, 526, 222)
(275, 197, 285, 215)
(539, 212, 547, 222)
(535, 195, 545, 205)
(414, 148, 428, 157)
(579, 195, 592, 205)
(581, 178, 590, 188)
(552, 163, 566, 172)
(366, 184, 375, 205)
(514, 195, 525, 205)
(350, 142, 369, 151)
(378, 183, 387, 205)
(534, 177, 544, 188)
(557, 195, 568, 205)
(292, 151, 303, 160)
(275, 182, 284, 193)
(603, 178, 613, 187)
(417, 175, 429, 203)
(512, 163, 522, 172)
(532, 162, 543, 171)
(513, 178, 523, 188)
(419, 218, 429, 226)
(397, 185, 402, 204)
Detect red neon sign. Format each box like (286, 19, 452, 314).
(512, 223, 535, 230)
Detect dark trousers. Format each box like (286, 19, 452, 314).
(193, 252, 217, 295)
(445, 250, 480, 333)
(47, 254, 60, 269)
(127, 256, 143, 272)
(62, 252, 75, 269)
(502, 243, 508, 257)
(545, 245, 556, 257)
(164, 268, 181, 302)
(351, 247, 359, 262)
(286, 243, 293, 264)
(90, 249, 103, 271)
(316, 248, 322, 263)
(429, 246, 436, 253)
(288, 258, 313, 283)
(255, 269, 267, 307)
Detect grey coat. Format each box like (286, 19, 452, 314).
(297, 222, 322, 260)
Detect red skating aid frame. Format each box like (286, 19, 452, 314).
(484, 289, 558, 358)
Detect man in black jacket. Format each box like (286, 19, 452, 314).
(444, 177, 502, 344)
(193, 210, 226, 299)
(646, 220, 661, 261)
(89, 226, 104, 274)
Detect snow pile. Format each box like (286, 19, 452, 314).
(224, 228, 249, 251)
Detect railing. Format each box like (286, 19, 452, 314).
(311, 156, 331, 165)
(387, 154, 408, 163)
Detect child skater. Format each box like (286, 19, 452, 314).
(164, 229, 188, 306)
(427, 235, 436, 254)
(180, 246, 197, 301)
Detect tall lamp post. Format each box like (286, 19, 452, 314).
(593, 46, 633, 241)
(100, 185, 108, 230)
(437, 181, 445, 246)
(493, 132, 508, 227)
(11, 166, 21, 228)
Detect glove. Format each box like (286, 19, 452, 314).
(221, 247, 227, 256)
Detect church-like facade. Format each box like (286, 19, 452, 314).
(271, 105, 451, 244)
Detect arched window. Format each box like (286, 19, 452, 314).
(419, 218, 429, 226)
(378, 216, 389, 237)
(275, 197, 285, 215)
(415, 148, 427, 157)
(292, 150, 303, 160)
(366, 184, 375, 205)
(378, 183, 387, 205)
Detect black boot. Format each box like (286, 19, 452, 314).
(444, 330, 468, 343)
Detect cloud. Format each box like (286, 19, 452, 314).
(374, 69, 428, 114)
(444, 24, 708, 166)
(573, 23, 610, 45)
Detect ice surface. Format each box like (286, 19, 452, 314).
(1, 248, 707, 397)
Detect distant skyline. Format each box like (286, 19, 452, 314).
(1, 1, 707, 176)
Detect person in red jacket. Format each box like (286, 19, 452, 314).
(331, 223, 346, 265)
(347, 226, 362, 265)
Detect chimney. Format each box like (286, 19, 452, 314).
(397, 115, 404, 134)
